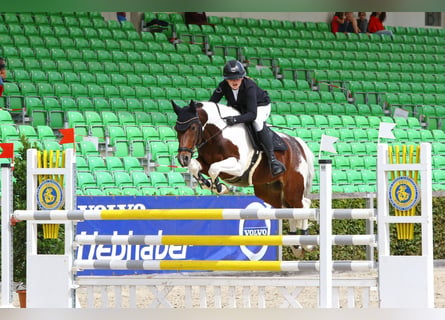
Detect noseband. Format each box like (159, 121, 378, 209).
(176, 116, 203, 155)
(176, 112, 223, 156)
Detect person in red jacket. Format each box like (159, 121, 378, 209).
(368, 12, 393, 36)
(331, 12, 346, 33)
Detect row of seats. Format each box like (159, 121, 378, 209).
(208, 33, 443, 56)
(269, 113, 420, 129)
(174, 20, 443, 44)
(3, 52, 215, 74)
(5, 80, 215, 100)
(1, 32, 182, 52)
(0, 12, 103, 26)
(8, 70, 221, 89)
(273, 47, 444, 64)
(1, 45, 218, 65)
(77, 170, 191, 195)
(348, 81, 444, 95)
(201, 14, 445, 38)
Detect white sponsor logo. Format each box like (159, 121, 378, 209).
(76, 230, 187, 261)
(239, 202, 272, 261)
(77, 203, 147, 211)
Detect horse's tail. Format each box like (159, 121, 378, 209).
(294, 137, 315, 198)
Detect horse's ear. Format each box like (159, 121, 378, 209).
(189, 100, 197, 112)
(171, 100, 181, 115)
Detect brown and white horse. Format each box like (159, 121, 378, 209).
(172, 100, 315, 257)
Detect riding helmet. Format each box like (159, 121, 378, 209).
(223, 60, 246, 80)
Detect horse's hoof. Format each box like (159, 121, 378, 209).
(302, 245, 316, 252)
(290, 245, 305, 259)
(212, 183, 229, 195)
(199, 178, 212, 190)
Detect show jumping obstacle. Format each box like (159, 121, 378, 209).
(1, 143, 435, 308)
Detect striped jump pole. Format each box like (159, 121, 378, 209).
(13, 208, 375, 221)
(73, 259, 376, 273)
(74, 234, 376, 247)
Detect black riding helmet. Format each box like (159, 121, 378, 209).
(223, 60, 246, 80)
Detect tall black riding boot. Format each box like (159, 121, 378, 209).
(257, 127, 286, 177)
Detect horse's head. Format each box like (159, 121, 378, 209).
(172, 100, 203, 167)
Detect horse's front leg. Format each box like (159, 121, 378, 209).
(208, 157, 243, 194)
(188, 158, 211, 190)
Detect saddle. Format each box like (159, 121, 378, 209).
(245, 123, 288, 152)
(224, 123, 287, 186)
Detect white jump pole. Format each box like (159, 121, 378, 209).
(377, 143, 434, 308)
(318, 159, 333, 308)
(1, 163, 13, 307)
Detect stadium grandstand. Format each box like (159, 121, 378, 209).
(0, 12, 444, 196)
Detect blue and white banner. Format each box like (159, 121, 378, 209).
(76, 196, 279, 275)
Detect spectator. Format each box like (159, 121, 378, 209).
(331, 12, 346, 33)
(357, 12, 368, 33)
(116, 12, 127, 23)
(0, 57, 6, 97)
(344, 12, 360, 33)
(209, 60, 285, 176)
(368, 12, 393, 36)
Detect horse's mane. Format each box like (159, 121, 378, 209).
(198, 101, 241, 128)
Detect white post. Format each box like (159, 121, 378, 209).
(377, 143, 434, 308)
(25, 149, 76, 308)
(1, 163, 13, 306)
(318, 159, 332, 308)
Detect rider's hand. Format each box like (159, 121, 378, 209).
(224, 116, 237, 126)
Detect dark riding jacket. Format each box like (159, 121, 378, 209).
(209, 77, 271, 124)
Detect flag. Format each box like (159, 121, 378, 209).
(320, 134, 338, 154)
(378, 122, 396, 139)
(0, 143, 14, 159)
(59, 128, 75, 144)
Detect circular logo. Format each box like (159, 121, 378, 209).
(239, 202, 271, 261)
(36, 179, 65, 210)
(388, 176, 420, 211)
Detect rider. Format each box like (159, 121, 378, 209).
(209, 60, 286, 177)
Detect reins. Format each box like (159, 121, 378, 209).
(196, 102, 228, 149)
(177, 102, 229, 154)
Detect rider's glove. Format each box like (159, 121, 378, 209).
(224, 116, 237, 126)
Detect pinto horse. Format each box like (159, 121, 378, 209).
(172, 100, 315, 257)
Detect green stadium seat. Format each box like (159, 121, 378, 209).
(36, 125, 56, 142)
(87, 156, 107, 172)
(78, 140, 100, 156)
(77, 172, 97, 191)
(123, 156, 144, 172)
(113, 171, 134, 189)
(149, 172, 169, 187)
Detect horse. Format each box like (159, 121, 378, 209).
(172, 100, 315, 258)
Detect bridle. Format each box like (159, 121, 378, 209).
(176, 116, 201, 155)
(176, 108, 226, 156)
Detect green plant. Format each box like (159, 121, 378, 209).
(282, 197, 445, 261)
(11, 136, 65, 285)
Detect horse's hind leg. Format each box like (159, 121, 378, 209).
(284, 173, 314, 258)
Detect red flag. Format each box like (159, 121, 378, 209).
(0, 143, 14, 159)
(59, 128, 75, 145)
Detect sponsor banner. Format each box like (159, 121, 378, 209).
(76, 196, 279, 275)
